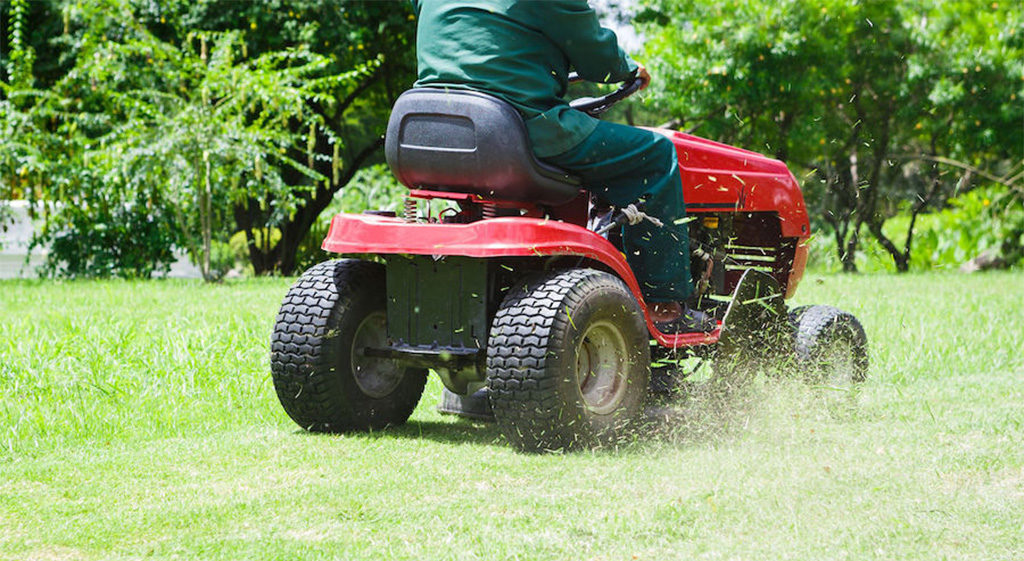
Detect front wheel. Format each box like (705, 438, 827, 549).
(270, 259, 427, 432)
(486, 268, 650, 452)
(792, 305, 868, 386)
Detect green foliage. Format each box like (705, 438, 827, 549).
(179, 0, 417, 275)
(32, 192, 181, 279)
(278, 163, 406, 274)
(226, 225, 331, 277)
(1, 0, 35, 212)
(228, 227, 280, 272)
(638, 0, 1023, 272)
(0, 0, 392, 280)
(807, 185, 1024, 273)
(60, 19, 357, 281)
(0, 0, 415, 278)
(989, 173, 1024, 266)
(332, 163, 406, 215)
(906, 187, 1021, 270)
(3, 0, 35, 89)
(206, 239, 236, 281)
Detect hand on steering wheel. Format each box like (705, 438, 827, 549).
(635, 64, 651, 91)
(567, 67, 647, 117)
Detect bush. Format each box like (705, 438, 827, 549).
(332, 163, 406, 215)
(33, 198, 181, 279)
(806, 185, 1024, 273)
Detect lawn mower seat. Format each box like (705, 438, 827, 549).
(384, 89, 581, 206)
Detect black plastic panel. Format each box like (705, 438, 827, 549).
(400, 114, 476, 150)
(385, 89, 581, 206)
(385, 255, 489, 350)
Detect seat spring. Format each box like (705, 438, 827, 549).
(404, 198, 418, 222)
(482, 204, 497, 219)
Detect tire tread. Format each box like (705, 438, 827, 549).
(487, 268, 648, 451)
(270, 259, 426, 431)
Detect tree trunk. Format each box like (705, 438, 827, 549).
(234, 202, 275, 275)
(868, 220, 908, 272)
(840, 152, 862, 272)
(200, 154, 213, 281)
(276, 137, 387, 274)
(234, 136, 387, 276)
(841, 226, 860, 272)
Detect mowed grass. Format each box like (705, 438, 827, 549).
(1, 271, 1022, 560)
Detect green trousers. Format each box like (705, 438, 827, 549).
(542, 121, 693, 303)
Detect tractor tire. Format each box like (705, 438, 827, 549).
(787, 305, 812, 328)
(270, 259, 427, 432)
(793, 305, 868, 386)
(486, 268, 650, 452)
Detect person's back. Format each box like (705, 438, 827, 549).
(411, 0, 715, 333)
(412, 0, 636, 158)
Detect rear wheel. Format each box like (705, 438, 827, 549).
(793, 305, 868, 386)
(270, 259, 427, 432)
(487, 269, 650, 452)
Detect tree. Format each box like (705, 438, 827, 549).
(1, 0, 417, 277)
(72, 28, 361, 281)
(1, 0, 53, 251)
(637, 0, 1022, 271)
(161, 0, 418, 274)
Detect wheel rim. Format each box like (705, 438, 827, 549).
(575, 320, 629, 414)
(350, 311, 404, 398)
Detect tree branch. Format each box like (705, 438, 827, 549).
(336, 67, 384, 116)
(892, 153, 1018, 187)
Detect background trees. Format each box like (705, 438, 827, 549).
(636, 0, 1022, 272)
(1, 0, 414, 277)
(176, 1, 417, 274)
(1, 0, 1020, 277)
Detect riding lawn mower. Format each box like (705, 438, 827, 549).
(269, 73, 869, 453)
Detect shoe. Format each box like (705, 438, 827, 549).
(655, 305, 716, 334)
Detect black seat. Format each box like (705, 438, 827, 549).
(384, 89, 581, 206)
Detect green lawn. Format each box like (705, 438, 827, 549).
(1, 272, 1022, 560)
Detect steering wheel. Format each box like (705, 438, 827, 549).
(567, 70, 645, 117)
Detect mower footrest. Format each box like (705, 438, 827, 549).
(364, 344, 480, 370)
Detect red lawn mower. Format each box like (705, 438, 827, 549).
(270, 75, 868, 452)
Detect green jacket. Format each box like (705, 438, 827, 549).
(411, 0, 638, 158)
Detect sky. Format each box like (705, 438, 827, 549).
(593, 0, 644, 52)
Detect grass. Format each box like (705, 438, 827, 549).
(1, 271, 1022, 560)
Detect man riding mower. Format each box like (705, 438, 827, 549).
(269, 0, 869, 452)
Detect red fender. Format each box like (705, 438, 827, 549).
(322, 213, 719, 348)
